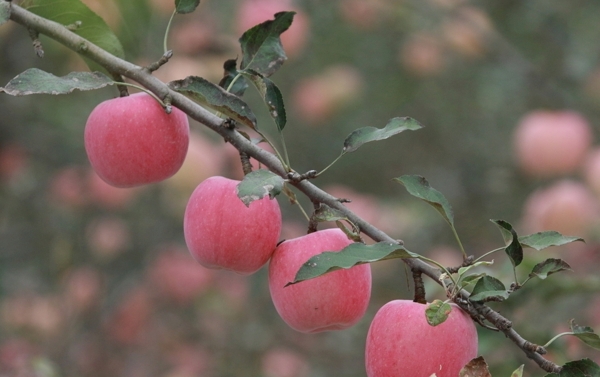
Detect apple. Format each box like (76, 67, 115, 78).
(235, 0, 310, 58)
(292, 65, 363, 124)
(147, 245, 213, 305)
(521, 179, 599, 237)
(582, 148, 600, 197)
(399, 32, 446, 77)
(183, 176, 282, 275)
(84, 92, 190, 188)
(261, 347, 310, 377)
(513, 110, 592, 178)
(365, 300, 478, 377)
(87, 169, 140, 209)
(268, 228, 372, 333)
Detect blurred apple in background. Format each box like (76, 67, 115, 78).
(49, 166, 89, 208)
(399, 32, 446, 77)
(0, 143, 28, 183)
(521, 179, 599, 237)
(292, 65, 363, 124)
(163, 131, 226, 215)
(235, 0, 310, 58)
(105, 286, 152, 346)
(147, 245, 213, 305)
(338, 0, 381, 30)
(88, 169, 140, 210)
(441, 6, 492, 59)
(63, 266, 103, 315)
(261, 347, 310, 377)
(86, 216, 131, 260)
(581, 147, 600, 197)
(514, 110, 593, 178)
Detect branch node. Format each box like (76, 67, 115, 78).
(307, 202, 321, 234)
(65, 20, 82, 31)
(145, 50, 174, 72)
(27, 28, 44, 57)
(287, 170, 318, 183)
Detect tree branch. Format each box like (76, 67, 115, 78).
(7, 3, 561, 373)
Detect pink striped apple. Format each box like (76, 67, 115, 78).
(365, 300, 478, 377)
(184, 176, 281, 275)
(84, 92, 189, 188)
(268, 228, 372, 333)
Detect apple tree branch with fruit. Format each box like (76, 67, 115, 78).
(1, 1, 600, 376)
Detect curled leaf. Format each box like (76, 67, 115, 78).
(170, 76, 257, 129)
(459, 356, 491, 377)
(570, 319, 600, 350)
(491, 219, 523, 267)
(1, 69, 113, 95)
(529, 259, 572, 280)
(175, 0, 200, 14)
(343, 117, 423, 153)
(395, 175, 454, 227)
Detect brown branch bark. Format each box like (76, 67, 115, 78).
(7, 3, 562, 373)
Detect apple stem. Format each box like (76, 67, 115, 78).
(110, 72, 129, 97)
(110, 81, 171, 113)
(542, 332, 572, 349)
(163, 9, 177, 55)
(412, 269, 427, 304)
(240, 151, 253, 175)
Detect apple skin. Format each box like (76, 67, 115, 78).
(513, 110, 592, 178)
(84, 92, 190, 188)
(268, 228, 372, 333)
(365, 300, 478, 377)
(184, 176, 282, 275)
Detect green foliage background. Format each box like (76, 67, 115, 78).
(1, 0, 600, 376)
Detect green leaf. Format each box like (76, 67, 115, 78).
(459, 273, 486, 288)
(491, 220, 523, 267)
(169, 76, 257, 130)
(519, 231, 585, 251)
(0, 1, 10, 26)
(394, 175, 454, 227)
(241, 70, 286, 131)
(529, 259, 572, 280)
(218, 59, 248, 97)
(1, 69, 113, 95)
(545, 359, 600, 377)
(469, 276, 508, 302)
(236, 169, 284, 207)
(175, 0, 200, 14)
(459, 356, 491, 377)
(570, 319, 600, 351)
(313, 204, 349, 223)
(425, 299, 452, 326)
(511, 365, 524, 377)
(25, 0, 125, 68)
(239, 11, 294, 77)
(287, 242, 420, 286)
(342, 117, 423, 153)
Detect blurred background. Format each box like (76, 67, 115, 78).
(2, 0, 600, 376)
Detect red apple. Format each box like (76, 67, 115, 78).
(521, 179, 599, 237)
(582, 147, 600, 197)
(147, 245, 213, 305)
(365, 300, 478, 377)
(183, 176, 282, 275)
(261, 347, 310, 377)
(84, 92, 190, 188)
(399, 32, 446, 77)
(235, 0, 310, 58)
(268, 228, 372, 333)
(514, 110, 592, 178)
